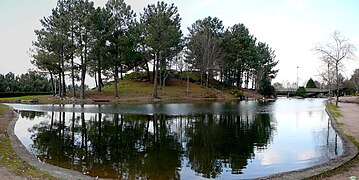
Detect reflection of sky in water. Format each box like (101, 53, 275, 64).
(239, 98, 342, 178)
(10, 98, 343, 179)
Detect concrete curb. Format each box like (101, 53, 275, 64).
(259, 106, 359, 179)
(7, 110, 101, 180)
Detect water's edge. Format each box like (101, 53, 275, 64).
(7, 108, 100, 180)
(259, 107, 359, 180)
(6, 105, 358, 180)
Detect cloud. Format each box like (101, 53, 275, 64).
(297, 150, 319, 161)
(258, 150, 283, 166)
(288, 0, 308, 11)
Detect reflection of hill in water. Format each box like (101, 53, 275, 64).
(7, 100, 271, 116)
(28, 111, 274, 179)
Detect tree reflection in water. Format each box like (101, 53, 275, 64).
(185, 114, 273, 178)
(27, 109, 273, 179)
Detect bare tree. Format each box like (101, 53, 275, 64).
(187, 17, 224, 88)
(314, 31, 356, 106)
(317, 55, 335, 98)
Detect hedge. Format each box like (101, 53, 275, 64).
(0, 92, 52, 98)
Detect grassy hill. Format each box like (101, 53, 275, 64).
(86, 78, 228, 103)
(0, 76, 263, 104)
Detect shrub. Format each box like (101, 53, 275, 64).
(296, 86, 307, 97)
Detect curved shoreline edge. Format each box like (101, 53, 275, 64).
(6, 104, 358, 180)
(7, 109, 98, 180)
(259, 107, 359, 179)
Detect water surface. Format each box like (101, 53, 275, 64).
(7, 98, 342, 179)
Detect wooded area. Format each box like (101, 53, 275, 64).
(30, 0, 279, 99)
(0, 71, 52, 93)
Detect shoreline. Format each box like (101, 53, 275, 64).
(259, 100, 359, 179)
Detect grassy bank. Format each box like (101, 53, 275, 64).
(0, 104, 54, 179)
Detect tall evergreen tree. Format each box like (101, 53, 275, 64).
(306, 78, 317, 88)
(75, 0, 95, 99)
(88, 7, 112, 92)
(105, 0, 136, 98)
(141, 1, 182, 98)
(222, 23, 259, 89)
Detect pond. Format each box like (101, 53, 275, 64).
(7, 98, 342, 179)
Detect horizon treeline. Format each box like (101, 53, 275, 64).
(0, 71, 52, 93)
(31, 0, 278, 99)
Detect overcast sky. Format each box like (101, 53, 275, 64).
(0, 0, 358, 86)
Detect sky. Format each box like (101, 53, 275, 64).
(1, 0, 358, 87)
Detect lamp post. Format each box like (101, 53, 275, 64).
(297, 66, 299, 89)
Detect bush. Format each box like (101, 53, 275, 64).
(178, 71, 201, 82)
(124, 72, 149, 81)
(258, 75, 276, 97)
(296, 86, 307, 97)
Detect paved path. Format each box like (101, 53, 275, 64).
(0, 167, 23, 180)
(328, 97, 359, 180)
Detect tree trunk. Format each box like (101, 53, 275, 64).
(251, 74, 255, 90)
(245, 72, 249, 89)
(71, 57, 76, 97)
(97, 58, 102, 92)
(152, 59, 156, 82)
(95, 73, 98, 88)
(80, 59, 86, 99)
(187, 69, 190, 94)
(80, 36, 87, 100)
(58, 65, 62, 97)
(236, 69, 242, 89)
(200, 70, 203, 86)
(159, 60, 163, 90)
(49, 71, 55, 96)
(153, 52, 159, 99)
(145, 62, 151, 82)
(206, 70, 209, 89)
(114, 65, 119, 98)
(120, 64, 123, 80)
(335, 62, 339, 106)
(61, 52, 66, 96)
(220, 68, 223, 83)
(327, 62, 332, 101)
(71, 29, 76, 98)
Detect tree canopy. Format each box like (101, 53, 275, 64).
(306, 78, 317, 88)
(30, 0, 279, 98)
(0, 71, 52, 93)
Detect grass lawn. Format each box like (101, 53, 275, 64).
(0, 95, 48, 101)
(326, 102, 342, 119)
